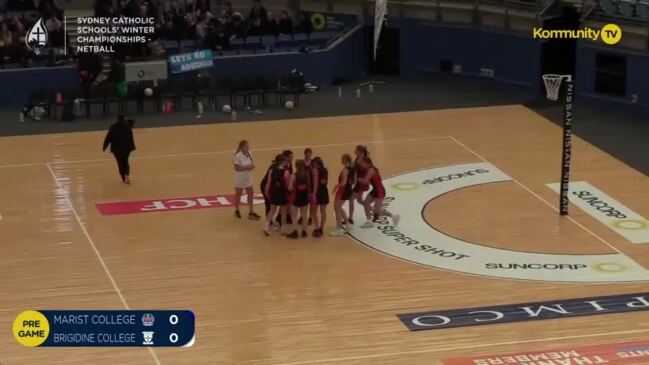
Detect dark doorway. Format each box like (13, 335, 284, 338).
(539, 5, 581, 92)
(366, 25, 400, 75)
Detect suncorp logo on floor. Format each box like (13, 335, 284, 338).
(532, 24, 622, 45)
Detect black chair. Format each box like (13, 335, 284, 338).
(157, 79, 176, 112)
(278, 74, 302, 106)
(175, 77, 197, 110)
(213, 77, 235, 110)
(240, 76, 264, 108)
(222, 76, 251, 110)
(29, 88, 52, 118)
(85, 83, 108, 117)
(256, 76, 282, 106)
(194, 73, 214, 109)
(133, 80, 159, 113)
(104, 82, 128, 115)
(50, 89, 78, 120)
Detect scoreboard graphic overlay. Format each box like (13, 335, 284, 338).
(13, 310, 195, 347)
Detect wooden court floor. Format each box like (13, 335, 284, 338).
(0, 105, 648, 364)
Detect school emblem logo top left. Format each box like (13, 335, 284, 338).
(25, 18, 48, 55)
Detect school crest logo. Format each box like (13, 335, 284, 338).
(25, 18, 48, 55)
(141, 313, 155, 327)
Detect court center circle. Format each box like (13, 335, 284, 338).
(594, 263, 626, 273)
(391, 182, 419, 191)
(612, 219, 648, 230)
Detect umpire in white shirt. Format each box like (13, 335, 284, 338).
(233, 140, 261, 220)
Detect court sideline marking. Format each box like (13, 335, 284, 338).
(45, 163, 162, 365)
(0, 136, 454, 168)
(448, 136, 624, 256)
(275, 327, 649, 364)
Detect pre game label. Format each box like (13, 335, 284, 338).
(14, 310, 195, 347)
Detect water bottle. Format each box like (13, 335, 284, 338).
(369, 84, 374, 93)
(337, 86, 342, 98)
(231, 109, 237, 122)
(19, 111, 25, 122)
(55, 91, 63, 105)
(355, 88, 361, 98)
(197, 101, 203, 118)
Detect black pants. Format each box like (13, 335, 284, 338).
(113, 152, 131, 181)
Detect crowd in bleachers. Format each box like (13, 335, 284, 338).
(0, 0, 65, 67)
(95, 0, 313, 59)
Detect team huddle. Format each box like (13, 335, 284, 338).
(232, 141, 399, 238)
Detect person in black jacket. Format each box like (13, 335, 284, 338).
(103, 115, 136, 185)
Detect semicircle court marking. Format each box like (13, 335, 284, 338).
(346, 162, 649, 283)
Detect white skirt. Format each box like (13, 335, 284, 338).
(234, 172, 253, 189)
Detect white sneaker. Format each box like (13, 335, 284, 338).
(329, 228, 346, 237)
(342, 223, 351, 231)
(361, 220, 374, 228)
(392, 214, 401, 227)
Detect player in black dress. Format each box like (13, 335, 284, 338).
(260, 154, 282, 219)
(302, 147, 314, 226)
(331, 153, 353, 237)
(286, 160, 311, 239)
(264, 154, 290, 235)
(310, 156, 329, 237)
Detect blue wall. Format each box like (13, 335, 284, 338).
(0, 66, 80, 107)
(206, 26, 365, 85)
(400, 19, 541, 87)
(576, 42, 649, 108)
(0, 26, 365, 107)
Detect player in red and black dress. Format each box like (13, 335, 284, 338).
(282, 149, 294, 174)
(331, 153, 353, 237)
(348, 145, 369, 225)
(303, 148, 313, 170)
(279, 149, 294, 225)
(287, 160, 311, 239)
(310, 156, 329, 237)
(301, 147, 314, 226)
(264, 154, 290, 235)
(260, 155, 281, 218)
(358, 157, 400, 228)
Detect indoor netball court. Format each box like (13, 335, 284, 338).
(1, 105, 648, 364)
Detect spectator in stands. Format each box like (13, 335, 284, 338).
(162, 0, 183, 15)
(195, 13, 210, 45)
(123, 0, 141, 17)
(78, 52, 102, 93)
(298, 13, 312, 37)
(95, 0, 114, 17)
(247, 0, 267, 36)
(222, 2, 234, 18)
(45, 9, 64, 47)
(0, 21, 12, 68)
(7, 0, 36, 11)
(278, 11, 293, 36)
(38, 0, 59, 14)
(10, 17, 30, 65)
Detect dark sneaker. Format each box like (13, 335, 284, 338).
(234, 210, 242, 219)
(348, 218, 354, 225)
(301, 231, 307, 238)
(248, 212, 261, 220)
(287, 231, 299, 239)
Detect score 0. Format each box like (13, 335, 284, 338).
(169, 314, 179, 344)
